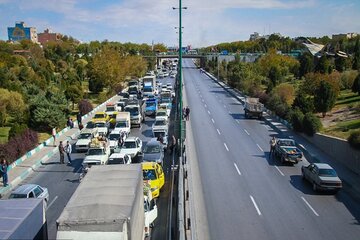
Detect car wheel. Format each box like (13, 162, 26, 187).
(313, 182, 317, 192)
(44, 199, 48, 210)
(301, 171, 306, 180)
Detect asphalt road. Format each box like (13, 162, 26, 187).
(183, 59, 360, 240)
(5, 76, 176, 240)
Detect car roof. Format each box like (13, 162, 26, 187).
(94, 111, 106, 115)
(11, 184, 38, 194)
(80, 128, 94, 134)
(313, 163, 333, 169)
(146, 139, 161, 146)
(157, 109, 167, 113)
(125, 136, 138, 141)
(109, 130, 121, 134)
(142, 162, 158, 169)
(109, 153, 128, 158)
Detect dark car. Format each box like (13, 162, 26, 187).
(142, 139, 164, 166)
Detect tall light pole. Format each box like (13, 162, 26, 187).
(173, 2, 187, 157)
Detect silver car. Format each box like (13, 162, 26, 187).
(9, 184, 50, 206)
(301, 163, 342, 192)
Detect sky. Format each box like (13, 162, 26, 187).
(0, 0, 360, 48)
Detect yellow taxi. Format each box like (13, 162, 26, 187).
(142, 162, 165, 198)
(92, 111, 109, 123)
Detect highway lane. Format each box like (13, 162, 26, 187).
(183, 59, 360, 240)
(4, 76, 176, 239)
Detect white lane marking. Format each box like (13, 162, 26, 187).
(236, 120, 240, 124)
(299, 144, 306, 150)
(228, 111, 232, 114)
(234, 163, 242, 175)
(250, 195, 262, 216)
(301, 197, 319, 216)
(256, 144, 263, 152)
(207, 110, 211, 115)
(217, 129, 221, 135)
(204, 104, 207, 108)
(211, 118, 215, 123)
(274, 166, 285, 176)
(244, 129, 250, 135)
(224, 105, 227, 108)
(47, 195, 58, 210)
(224, 143, 229, 151)
(202, 99, 204, 102)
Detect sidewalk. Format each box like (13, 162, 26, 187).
(204, 70, 360, 200)
(0, 95, 117, 198)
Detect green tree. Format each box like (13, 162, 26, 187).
(299, 52, 314, 77)
(315, 55, 331, 74)
(302, 113, 322, 136)
(352, 73, 360, 95)
(314, 81, 337, 117)
(352, 38, 360, 70)
(65, 84, 83, 109)
(292, 93, 314, 113)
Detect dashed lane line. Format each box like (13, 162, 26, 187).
(301, 197, 319, 216)
(207, 110, 211, 115)
(224, 143, 229, 151)
(234, 163, 242, 175)
(256, 144, 263, 152)
(47, 195, 58, 210)
(274, 166, 285, 176)
(250, 195, 262, 216)
(211, 118, 215, 124)
(236, 120, 240, 124)
(217, 129, 221, 135)
(244, 129, 250, 135)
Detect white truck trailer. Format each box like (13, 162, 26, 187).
(0, 198, 48, 240)
(56, 164, 147, 240)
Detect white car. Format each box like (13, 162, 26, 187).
(155, 109, 169, 121)
(75, 128, 98, 152)
(152, 119, 168, 132)
(108, 153, 132, 164)
(94, 121, 109, 136)
(119, 137, 143, 158)
(9, 184, 49, 203)
(108, 130, 125, 152)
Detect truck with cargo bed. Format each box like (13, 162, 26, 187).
(274, 138, 303, 165)
(244, 97, 264, 119)
(56, 164, 151, 240)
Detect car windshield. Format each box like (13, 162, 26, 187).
(143, 170, 157, 180)
(144, 145, 161, 153)
(144, 88, 152, 93)
(157, 112, 166, 116)
(86, 122, 95, 129)
(108, 158, 125, 164)
(123, 141, 136, 148)
(88, 149, 104, 155)
(318, 168, 338, 177)
(95, 122, 106, 128)
(117, 102, 125, 107)
(9, 193, 27, 199)
(106, 106, 115, 111)
(154, 120, 166, 126)
(125, 107, 139, 115)
(109, 134, 120, 140)
(78, 133, 92, 139)
(154, 132, 166, 138)
(116, 121, 127, 128)
(146, 102, 155, 107)
(278, 140, 295, 146)
(94, 114, 105, 119)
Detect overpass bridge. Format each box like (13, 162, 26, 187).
(143, 53, 207, 68)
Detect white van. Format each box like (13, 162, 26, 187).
(115, 112, 131, 136)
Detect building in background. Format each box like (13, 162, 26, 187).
(38, 28, 62, 45)
(8, 21, 38, 43)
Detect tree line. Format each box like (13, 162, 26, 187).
(203, 35, 360, 148)
(0, 37, 166, 162)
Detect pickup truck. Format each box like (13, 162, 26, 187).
(83, 139, 111, 167)
(145, 98, 158, 116)
(274, 138, 303, 164)
(119, 136, 143, 158)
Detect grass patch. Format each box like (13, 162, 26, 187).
(336, 90, 360, 106)
(0, 127, 11, 144)
(321, 118, 360, 139)
(38, 132, 51, 144)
